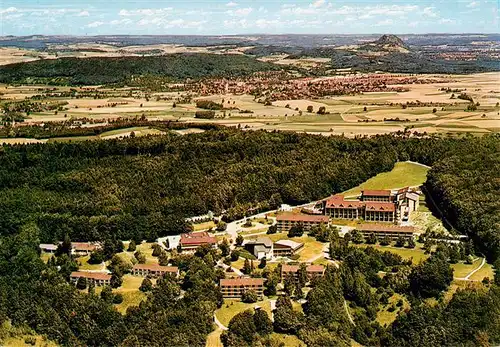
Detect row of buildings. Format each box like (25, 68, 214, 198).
(40, 242, 100, 256)
(219, 263, 326, 299)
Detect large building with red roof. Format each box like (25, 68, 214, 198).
(70, 271, 111, 286)
(357, 223, 416, 240)
(132, 264, 179, 278)
(281, 264, 325, 282)
(219, 278, 264, 299)
(276, 213, 330, 233)
(179, 232, 217, 251)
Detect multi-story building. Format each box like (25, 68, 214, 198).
(360, 190, 393, 202)
(364, 202, 396, 222)
(70, 271, 111, 286)
(357, 223, 416, 240)
(276, 213, 329, 233)
(324, 195, 364, 219)
(132, 264, 179, 278)
(273, 240, 304, 258)
(281, 264, 325, 282)
(71, 242, 100, 256)
(179, 232, 217, 251)
(219, 278, 265, 299)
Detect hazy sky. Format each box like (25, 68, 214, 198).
(0, 0, 498, 36)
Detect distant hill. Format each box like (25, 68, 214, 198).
(0, 54, 283, 85)
(357, 34, 411, 53)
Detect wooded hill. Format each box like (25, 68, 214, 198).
(0, 54, 282, 85)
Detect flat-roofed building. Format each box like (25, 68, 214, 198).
(39, 243, 58, 253)
(243, 237, 273, 260)
(281, 264, 325, 282)
(219, 278, 264, 299)
(273, 240, 304, 258)
(364, 202, 396, 222)
(361, 190, 393, 202)
(179, 232, 217, 251)
(324, 195, 365, 219)
(132, 264, 179, 278)
(71, 242, 100, 256)
(70, 271, 111, 286)
(276, 213, 329, 233)
(357, 223, 416, 240)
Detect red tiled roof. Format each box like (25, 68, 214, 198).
(70, 271, 111, 281)
(132, 264, 178, 272)
(276, 213, 329, 223)
(281, 264, 299, 272)
(362, 190, 392, 196)
(325, 196, 365, 209)
(180, 232, 217, 246)
(358, 223, 415, 234)
(220, 278, 264, 286)
(307, 265, 325, 272)
(365, 202, 395, 212)
(71, 242, 98, 251)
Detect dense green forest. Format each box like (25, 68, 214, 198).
(0, 129, 499, 346)
(0, 54, 282, 85)
(0, 130, 498, 261)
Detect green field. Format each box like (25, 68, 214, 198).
(354, 244, 429, 263)
(215, 299, 273, 327)
(113, 274, 148, 314)
(343, 161, 429, 197)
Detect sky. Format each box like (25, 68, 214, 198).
(0, 0, 498, 36)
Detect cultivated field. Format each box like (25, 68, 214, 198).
(1, 72, 499, 138)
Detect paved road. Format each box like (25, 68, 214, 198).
(455, 257, 486, 281)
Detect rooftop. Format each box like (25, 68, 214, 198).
(220, 278, 264, 286)
(180, 231, 217, 245)
(358, 223, 415, 234)
(71, 242, 99, 251)
(132, 264, 178, 272)
(274, 239, 304, 250)
(325, 195, 364, 209)
(362, 190, 392, 197)
(365, 202, 396, 212)
(70, 271, 111, 281)
(282, 264, 325, 273)
(244, 237, 273, 248)
(276, 213, 329, 223)
(39, 243, 58, 251)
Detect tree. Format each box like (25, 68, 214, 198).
(406, 238, 416, 249)
(216, 220, 227, 232)
(241, 289, 258, 303)
(288, 223, 304, 237)
(110, 274, 123, 288)
(219, 238, 230, 257)
(243, 259, 252, 275)
(100, 285, 113, 302)
(380, 235, 391, 246)
(351, 230, 364, 244)
(158, 251, 169, 266)
(307, 105, 314, 113)
(274, 295, 302, 334)
(227, 310, 256, 344)
(76, 276, 87, 290)
(264, 271, 279, 296)
(284, 274, 295, 297)
(127, 240, 136, 252)
(395, 236, 406, 248)
(259, 258, 267, 269)
(269, 193, 283, 210)
(366, 233, 377, 245)
(317, 106, 326, 115)
(267, 225, 277, 234)
(139, 278, 153, 292)
(56, 234, 72, 257)
(236, 234, 244, 246)
(298, 263, 308, 287)
(253, 309, 273, 335)
(134, 251, 146, 264)
(230, 250, 240, 261)
(409, 253, 454, 298)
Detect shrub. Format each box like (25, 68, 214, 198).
(241, 289, 258, 303)
(195, 110, 215, 119)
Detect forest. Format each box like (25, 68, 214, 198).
(0, 129, 498, 346)
(0, 54, 282, 85)
(0, 130, 498, 261)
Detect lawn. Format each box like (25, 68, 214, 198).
(469, 262, 494, 281)
(239, 227, 269, 236)
(206, 328, 223, 347)
(354, 244, 429, 263)
(193, 221, 216, 231)
(451, 259, 483, 278)
(215, 299, 273, 327)
(113, 274, 148, 314)
(76, 255, 104, 270)
(40, 252, 53, 263)
(3, 335, 58, 347)
(342, 162, 429, 197)
(377, 293, 410, 327)
(270, 333, 306, 347)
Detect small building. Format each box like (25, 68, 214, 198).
(219, 278, 265, 299)
(243, 237, 273, 260)
(132, 264, 179, 278)
(364, 202, 396, 222)
(71, 242, 99, 256)
(276, 213, 329, 233)
(70, 271, 111, 286)
(179, 232, 217, 251)
(357, 223, 416, 240)
(361, 190, 393, 202)
(273, 240, 304, 258)
(39, 243, 58, 253)
(281, 264, 325, 282)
